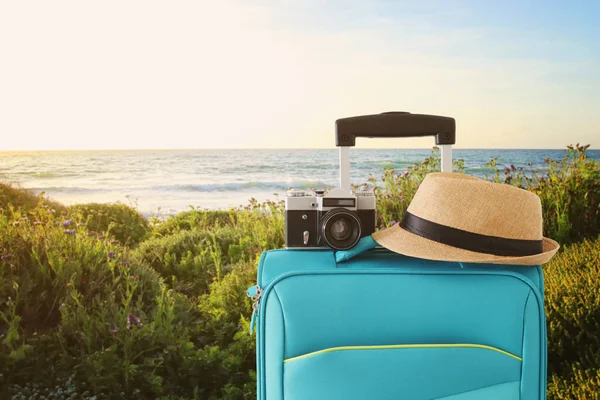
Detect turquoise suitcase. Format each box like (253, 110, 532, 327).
(248, 248, 547, 400)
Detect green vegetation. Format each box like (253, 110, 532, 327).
(1, 145, 599, 399)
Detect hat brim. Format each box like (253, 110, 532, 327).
(372, 225, 560, 266)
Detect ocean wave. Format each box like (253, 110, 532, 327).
(18, 171, 77, 178)
(30, 186, 101, 194)
(153, 180, 333, 192)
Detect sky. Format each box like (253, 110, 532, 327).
(0, 0, 599, 150)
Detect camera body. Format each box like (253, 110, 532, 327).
(285, 186, 376, 250)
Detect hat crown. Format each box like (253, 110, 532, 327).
(407, 173, 543, 240)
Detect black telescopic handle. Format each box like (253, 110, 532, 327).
(335, 111, 456, 147)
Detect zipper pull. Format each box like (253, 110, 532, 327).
(247, 285, 262, 335)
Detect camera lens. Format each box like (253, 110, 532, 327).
(320, 208, 362, 250)
(330, 218, 351, 241)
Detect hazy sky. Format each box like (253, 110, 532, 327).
(1, 0, 599, 150)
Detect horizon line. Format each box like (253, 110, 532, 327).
(1, 146, 598, 152)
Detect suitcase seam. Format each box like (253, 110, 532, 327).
(519, 290, 532, 400)
(273, 287, 287, 400)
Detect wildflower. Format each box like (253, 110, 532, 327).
(402, 171, 409, 177)
(1, 254, 12, 260)
(33, 221, 42, 226)
(390, 221, 398, 227)
(48, 209, 56, 214)
(127, 313, 143, 328)
(64, 229, 76, 235)
(110, 326, 119, 334)
(20, 217, 29, 222)
(133, 314, 143, 328)
(62, 220, 74, 227)
(107, 252, 117, 259)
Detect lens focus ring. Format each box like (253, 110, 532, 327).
(320, 208, 362, 250)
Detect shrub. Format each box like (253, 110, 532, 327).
(151, 208, 239, 237)
(486, 144, 600, 244)
(132, 228, 244, 296)
(369, 147, 465, 229)
(0, 182, 65, 215)
(544, 238, 600, 381)
(0, 204, 207, 399)
(547, 366, 600, 400)
(68, 202, 150, 246)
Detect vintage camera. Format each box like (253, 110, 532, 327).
(285, 186, 376, 250)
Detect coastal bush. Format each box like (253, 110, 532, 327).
(369, 147, 465, 228)
(0, 182, 65, 215)
(68, 202, 150, 246)
(486, 144, 600, 244)
(544, 238, 600, 381)
(132, 227, 245, 296)
(151, 208, 239, 237)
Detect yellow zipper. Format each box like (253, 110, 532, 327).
(284, 343, 522, 363)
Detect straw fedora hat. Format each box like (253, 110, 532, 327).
(372, 172, 560, 265)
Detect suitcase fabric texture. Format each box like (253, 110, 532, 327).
(249, 248, 547, 400)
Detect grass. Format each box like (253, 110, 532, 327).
(0, 144, 599, 399)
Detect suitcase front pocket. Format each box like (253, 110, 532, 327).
(283, 343, 522, 400)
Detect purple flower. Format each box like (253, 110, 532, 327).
(110, 326, 119, 334)
(62, 220, 74, 227)
(402, 171, 409, 177)
(390, 221, 398, 227)
(127, 313, 143, 329)
(107, 252, 117, 259)
(64, 229, 76, 235)
(1, 254, 12, 260)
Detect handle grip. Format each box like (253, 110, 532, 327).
(335, 111, 456, 147)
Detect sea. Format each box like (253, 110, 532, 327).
(1, 149, 598, 217)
